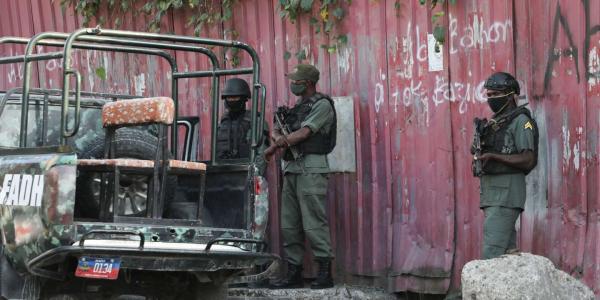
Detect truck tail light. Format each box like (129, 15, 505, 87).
(252, 175, 269, 241)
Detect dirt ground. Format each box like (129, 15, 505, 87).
(228, 285, 397, 299)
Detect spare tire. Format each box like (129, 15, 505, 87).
(75, 128, 176, 219)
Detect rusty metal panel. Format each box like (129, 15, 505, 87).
(29, 0, 79, 91)
(328, 0, 394, 279)
(5, 0, 600, 297)
(516, 0, 590, 291)
(384, 0, 455, 293)
(577, 0, 600, 294)
(519, 0, 584, 285)
(173, 5, 220, 161)
(0, 0, 39, 91)
(446, 0, 516, 291)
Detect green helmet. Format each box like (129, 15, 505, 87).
(287, 64, 320, 83)
(221, 78, 251, 99)
(484, 72, 520, 95)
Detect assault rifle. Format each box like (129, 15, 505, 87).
(472, 117, 487, 177)
(264, 106, 304, 171)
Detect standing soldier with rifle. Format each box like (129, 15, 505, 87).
(265, 64, 337, 289)
(472, 72, 539, 259)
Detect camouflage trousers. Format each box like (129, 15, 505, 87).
(482, 206, 522, 259)
(281, 173, 333, 265)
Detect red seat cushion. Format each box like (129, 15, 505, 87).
(102, 97, 175, 127)
(168, 160, 207, 171)
(77, 159, 154, 168)
(78, 159, 206, 171)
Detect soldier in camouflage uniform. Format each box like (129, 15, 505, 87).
(216, 78, 268, 175)
(266, 64, 336, 289)
(472, 72, 538, 259)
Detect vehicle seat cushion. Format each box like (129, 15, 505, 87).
(78, 158, 155, 168)
(102, 97, 175, 127)
(78, 158, 206, 171)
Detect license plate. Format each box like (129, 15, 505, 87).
(75, 257, 121, 280)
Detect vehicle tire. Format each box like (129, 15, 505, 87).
(75, 128, 176, 219)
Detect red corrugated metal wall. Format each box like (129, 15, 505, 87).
(1, 0, 599, 295)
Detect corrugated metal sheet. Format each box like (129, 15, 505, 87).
(516, 0, 590, 289)
(386, 0, 455, 293)
(2, 0, 600, 296)
(446, 0, 517, 291)
(1, 0, 39, 89)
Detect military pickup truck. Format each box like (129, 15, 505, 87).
(0, 28, 276, 300)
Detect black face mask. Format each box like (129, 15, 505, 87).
(225, 100, 246, 113)
(486, 93, 513, 113)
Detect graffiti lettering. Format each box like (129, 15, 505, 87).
(375, 83, 385, 113)
(396, 76, 487, 126)
(416, 25, 428, 63)
(543, 3, 580, 92)
(134, 73, 146, 96)
(588, 46, 600, 88)
(5, 47, 65, 84)
(432, 76, 487, 114)
(7, 63, 23, 84)
(401, 79, 430, 126)
(392, 88, 401, 113)
(402, 79, 425, 108)
(45, 57, 63, 72)
(449, 14, 512, 54)
(543, 0, 600, 93)
(398, 22, 415, 79)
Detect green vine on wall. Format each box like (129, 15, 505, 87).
(63, 0, 352, 64)
(426, 0, 456, 46)
(422, 0, 456, 47)
(61, 0, 237, 34)
(393, 0, 457, 49)
(62, 0, 455, 65)
(61, 0, 240, 65)
(279, 0, 351, 60)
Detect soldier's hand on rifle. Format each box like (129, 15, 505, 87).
(274, 135, 289, 147)
(470, 135, 478, 155)
(264, 145, 278, 162)
(474, 153, 494, 163)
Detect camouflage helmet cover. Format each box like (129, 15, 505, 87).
(286, 64, 320, 83)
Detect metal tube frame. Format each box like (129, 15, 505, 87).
(1, 28, 266, 164)
(59, 28, 264, 163)
(0, 35, 178, 146)
(0, 51, 64, 64)
(0, 34, 218, 153)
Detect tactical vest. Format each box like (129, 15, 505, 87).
(216, 110, 252, 159)
(481, 105, 539, 175)
(283, 93, 337, 160)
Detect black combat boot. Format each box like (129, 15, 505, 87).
(269, 262, 303, 289)
(310, 259, 333, 289)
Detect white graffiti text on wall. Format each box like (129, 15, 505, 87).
(448, 14, 513, 54)
(390, 75, 487, 125)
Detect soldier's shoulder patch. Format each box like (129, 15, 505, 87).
(524, 121, 533, 130)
